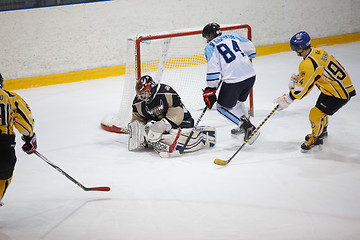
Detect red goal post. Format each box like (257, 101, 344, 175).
(101, 24, 254, 134)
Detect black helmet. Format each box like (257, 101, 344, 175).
(135, 75, 157, 102)
(202, 23, 222, 41)
(0, 73, 3, 89)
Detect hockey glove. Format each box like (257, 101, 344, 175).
(202, 87, 217, 109)
(288, 74, 298, 90)
(22, 133, 37, 154)
(145, 119, 172, 142)
(273, 93, 294, 111)
(150, 118, 172, 133)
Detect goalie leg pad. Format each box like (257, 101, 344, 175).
(128, 120, 146, 151)
(175, 126, 216, 153)
(148, 141, 170, 153)
(147, 128, 180, 153)
(146, 126, 216, 154)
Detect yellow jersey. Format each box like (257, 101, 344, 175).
(290, 48, 356, 100)
(0, 89, 35, 136)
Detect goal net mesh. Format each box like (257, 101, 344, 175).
(101, 24, 252, 132)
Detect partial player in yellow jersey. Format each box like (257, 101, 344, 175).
(0, 73, 37, 206)
(274, 31, 356, 152)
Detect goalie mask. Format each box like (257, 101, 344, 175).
(202, 23, 222, 42)
(136, 75, 157, 102)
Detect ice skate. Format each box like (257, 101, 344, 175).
(301, 135, 324, 152)
(239, 116, 259, 145)
(231, 127, 244, 135)
(305, 126, 328, 142)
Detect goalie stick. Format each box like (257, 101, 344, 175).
(169, 128, 181, 153)
(146, 128, 181, 153)
(34, 151, 111, 192)
(214, 105, 279, 166)
(160, 106, 208, 158)
(100, 123, 129, 134)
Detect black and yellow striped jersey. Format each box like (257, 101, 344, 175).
(290, 48, 356, 100)
(0, 89, 35, 137)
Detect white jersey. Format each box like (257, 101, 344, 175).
(204, 33, 256, 88)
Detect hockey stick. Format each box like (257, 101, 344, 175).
(147, 128, 181, 153)
(169, 128, 182, 153)
(214, 105, 279, 166)
(160, 106, 208, 158)
(100, 123, 129, 134)
(34, 151, 111, 192)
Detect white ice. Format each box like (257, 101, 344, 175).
(1, 42, 360, 240)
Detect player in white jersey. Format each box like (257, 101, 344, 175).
(202, 23, 258, 142)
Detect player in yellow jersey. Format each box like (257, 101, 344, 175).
(274, 31, 356, 152)
(0, 73, 37, 206)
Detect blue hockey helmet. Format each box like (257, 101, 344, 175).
(290, 31, 311, 51)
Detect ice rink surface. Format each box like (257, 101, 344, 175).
(1, 42, 360, 240)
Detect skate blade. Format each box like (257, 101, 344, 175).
(301, 144, 323, 153)
(159, 151, 181, 158)
(247, 131, 260, 145)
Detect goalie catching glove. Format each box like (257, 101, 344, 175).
(202, 87, 217, 109)
(273, 93, 294, 111)
(145, 118, 172, 142)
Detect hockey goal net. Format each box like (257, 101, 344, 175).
(101, 24, 253, 133)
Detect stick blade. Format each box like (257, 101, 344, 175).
(214, 159, 229, 166)
(100, 123, 128, 134)
(85, 186, 111, 192)
(159, 151, 181, 158)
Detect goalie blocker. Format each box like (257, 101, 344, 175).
(128, 120, 216, 154)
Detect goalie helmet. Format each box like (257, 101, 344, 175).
(290, 31, 311, 51)
(202, 23, 222, 41)
(0, 73, 3, 89)
(136, 75, 157, 102)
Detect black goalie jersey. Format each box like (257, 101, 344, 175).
(131, 83, 194, 128)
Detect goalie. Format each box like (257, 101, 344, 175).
(128, 75, 216, 154)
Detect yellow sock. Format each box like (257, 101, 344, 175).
(309, 107, 328, 137)
(0, 176, 12, 202)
